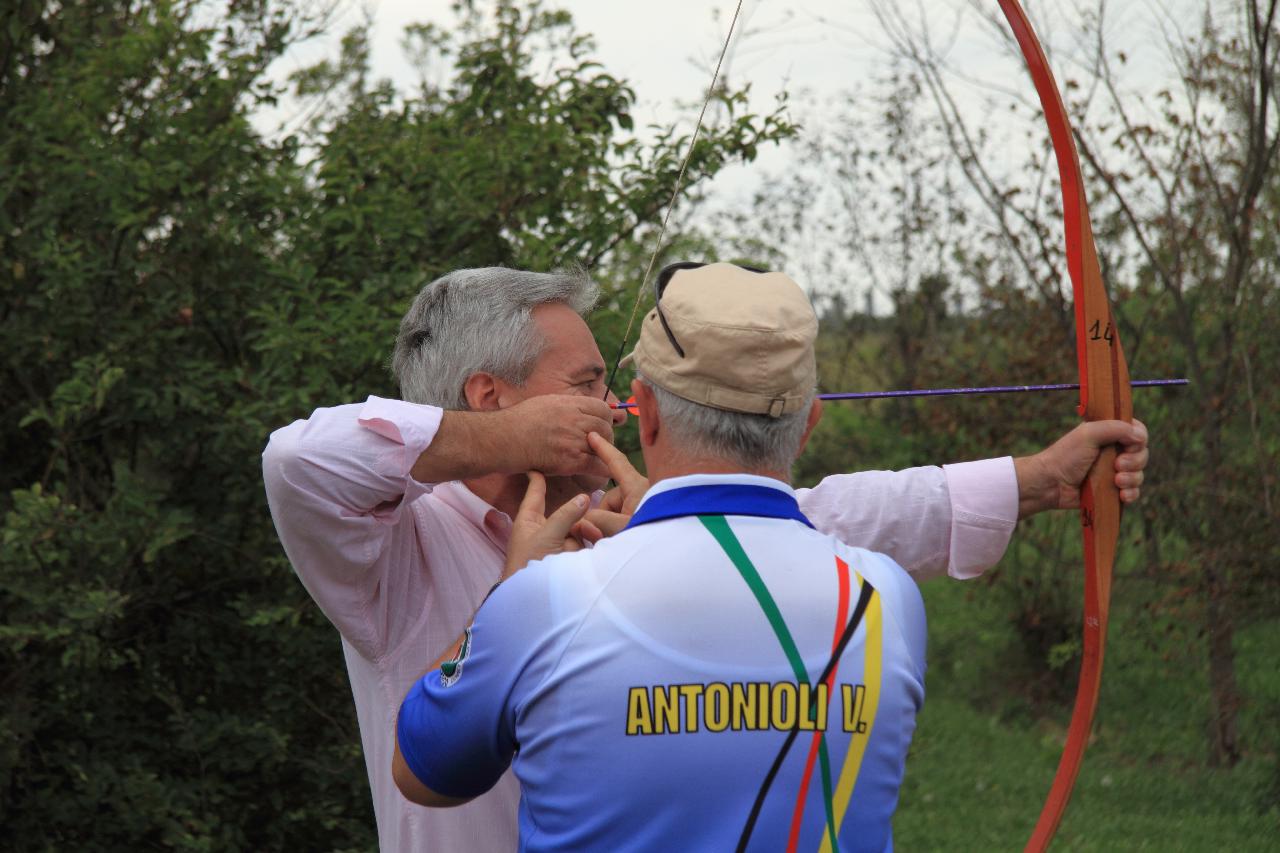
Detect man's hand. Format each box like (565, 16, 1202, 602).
(503, 472, 592, 579)
(506, 396, 616, 478)
(1014, 419, 1149, 519)
(413, 395, 615, 483)
(578, 432, 650, 538)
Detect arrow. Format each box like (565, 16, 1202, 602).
(612, 378, 1187, 409)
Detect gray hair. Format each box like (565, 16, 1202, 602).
(639, 372, 815, 473)
(392, 267, 598, 409)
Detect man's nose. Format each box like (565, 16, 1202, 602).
(605, 390, 628, 425)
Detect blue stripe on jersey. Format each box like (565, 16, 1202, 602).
(624, 484, 816, 531)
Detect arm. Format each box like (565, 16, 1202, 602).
(392, 471, 592, 806)
(573, 423, 1148, 583)
(798, 460, 1017, 583)
(261, 395, 612, 657)
(801, 419, 1150, 583)
(410, 395, 616, 484)
(262, 397, 446, 657)
(392, 559, 572, 808)
(392, 745, 472, 808)
(576, 433, 1016, 578)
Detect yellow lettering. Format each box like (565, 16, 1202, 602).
(705, 683, 730, 732)
(635, 681, 843, 735)
(654, 685, 680, 734)
(771, 682, 798, 730)
(678, 684, 703, 732)
(842, 683, 869, 734)
(626, 687, 652, 735)
(797, 683, 816, 730)
(731, 682, 755, 730)
(814, 682, 829, 731)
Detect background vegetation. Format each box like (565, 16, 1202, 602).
(1, 0, 1275, 849)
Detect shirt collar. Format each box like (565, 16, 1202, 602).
(431, 481, 608, 546)
(626, 473, 813, 531)
(432, 482, 512, 544)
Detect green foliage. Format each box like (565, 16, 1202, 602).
(0, 0, 374, 846)
(0, 0, 793, 847)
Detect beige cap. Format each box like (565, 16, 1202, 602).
(621, 262, 818, 417)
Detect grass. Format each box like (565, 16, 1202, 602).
(893, 573, 1279, 850)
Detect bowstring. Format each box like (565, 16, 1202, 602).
(602, 0, 746, 400)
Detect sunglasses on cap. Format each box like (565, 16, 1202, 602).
(653, 261, 768, 358)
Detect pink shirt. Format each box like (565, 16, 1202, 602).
(262, 397, 1017, 852)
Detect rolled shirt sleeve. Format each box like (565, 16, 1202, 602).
(797, 458, 1018, 583)
(261, 396, 445, 658)
(942, 457, 1019, 580)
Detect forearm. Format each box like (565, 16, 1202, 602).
(410, 408, 524, 483)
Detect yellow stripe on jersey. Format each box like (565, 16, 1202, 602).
(820, 579, 884, 851)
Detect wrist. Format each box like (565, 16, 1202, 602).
(456, 408, 527, 476)
(1013, 453, 1056, 520)
(484, 406, 531, 474)
(501, 546, 533, 580)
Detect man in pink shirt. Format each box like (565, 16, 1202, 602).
(263, 266, 1148, 851)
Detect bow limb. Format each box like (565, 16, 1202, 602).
(994, 2, 1134, 850)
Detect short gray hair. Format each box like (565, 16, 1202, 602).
(639, 372, 815, 473)
(392, 267, 598, 409)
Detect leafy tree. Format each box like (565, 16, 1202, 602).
(0, 0, 793, 847)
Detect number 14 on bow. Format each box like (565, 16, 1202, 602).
(997, 1, 1134, 850)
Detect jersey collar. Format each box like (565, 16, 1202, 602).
(625, 473, 815, 531)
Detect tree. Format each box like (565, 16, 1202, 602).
(0, 1, 794, 846)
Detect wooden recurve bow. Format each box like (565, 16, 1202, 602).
(994, 2, 1135, 850)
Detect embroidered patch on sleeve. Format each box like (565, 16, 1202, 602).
(439, 628, 473, 687)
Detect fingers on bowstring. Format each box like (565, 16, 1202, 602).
(584, 508, 629, 538)
(598, 487, 625, 513)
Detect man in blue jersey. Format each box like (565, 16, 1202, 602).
(394, 262, 933, 851)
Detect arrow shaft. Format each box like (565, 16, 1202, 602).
(612, 379, 1186, 409)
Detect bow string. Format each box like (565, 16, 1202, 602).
(603, 1, 746, 399)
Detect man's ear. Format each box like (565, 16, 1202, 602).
(795, 397, 824, 457)
(462, 373, 503, 411)
(632, 379, 660, 449)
